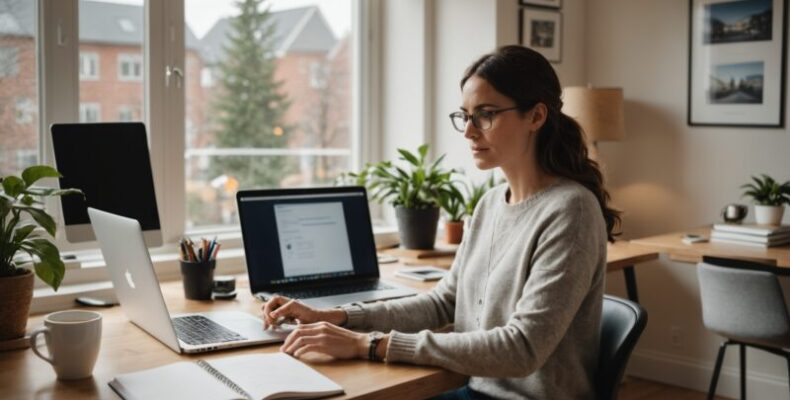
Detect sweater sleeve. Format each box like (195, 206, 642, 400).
(341, 233, 470, 333)
(385, 202, 603, 378)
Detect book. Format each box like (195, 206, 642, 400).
(709, 236, 790, 249)
(712, 223, 790, 237)
(109, 353, 344, 400)
(395, 266, 448, 281)
(386, 243, 459, 259)
(710, 230, 790, 246)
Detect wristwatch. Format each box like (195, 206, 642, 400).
(367, 331, 385, 362)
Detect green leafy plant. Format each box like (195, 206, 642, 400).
(741, 174, 790, 206)
(344, 144, 455, 210)
(438, 177, 466, 222)
(464, 174, 500, 217)
(0, 166, 83, 290)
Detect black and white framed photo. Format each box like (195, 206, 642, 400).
(519, 0, 561, 9)
(519, 8, 562, 63)
(688, 0, 787, 127)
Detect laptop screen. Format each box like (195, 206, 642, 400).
(237, 187, 379, 293)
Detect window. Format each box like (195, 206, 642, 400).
(15, 150, 36, 170)
(118, 18, 135, 33)
(79, 103, 101, 122)
(78, 0, 144, 128)
(79, 52, 99, 80)
(184, 0, 355, 229)
(118, 106, 135, 121)
(0, 1, 38, 176)
(118, 53, 142, 81)
(15, 0, 368, 242)
(0, 46, 19, 77)
(200, 67, 213, 87)
(14, 97, 35, 124)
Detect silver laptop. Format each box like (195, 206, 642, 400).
(236, 187, 417, 308)
(88, 207, 289, 354)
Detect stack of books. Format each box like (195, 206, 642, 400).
(710, 223, 790, 248)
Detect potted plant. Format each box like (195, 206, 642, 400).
(740, 174, 790, 225)
(349, 145, 455, 249)
(0, 166, 82, 340)
(464, 174, 499, 221)
(438, 178, 465, 245)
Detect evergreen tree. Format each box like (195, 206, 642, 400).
(210, 0, 292, 189)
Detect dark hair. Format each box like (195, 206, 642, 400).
(461, 45, 621, 242)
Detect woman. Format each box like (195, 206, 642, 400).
(262, 45, 620, 399)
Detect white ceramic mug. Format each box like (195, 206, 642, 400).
(29, 310, 102, 380)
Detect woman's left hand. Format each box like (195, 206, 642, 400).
(280, 321, 368, 359)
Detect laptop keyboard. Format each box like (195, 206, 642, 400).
(172, 315, 247, 346)
(274, 281, 394, 300)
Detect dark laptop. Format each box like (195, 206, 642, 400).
(237, 186, 417, 308)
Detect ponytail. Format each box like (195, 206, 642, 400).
(537, 110, 621, 242)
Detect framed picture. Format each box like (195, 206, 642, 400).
(688, 0, 787, 127)
(519, 0, 561, 8)
(519, 8, 562, 63)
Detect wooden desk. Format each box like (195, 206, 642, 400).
(1, 262, 467, 400)
(4, 243, 658, 399)
(606, 241, 660, 303)
(389, 241, 659, 303)
(632, 227, 790, 272)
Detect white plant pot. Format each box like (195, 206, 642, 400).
(754, 205, 784, 225)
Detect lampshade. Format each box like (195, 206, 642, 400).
(561, 87, 626, 142)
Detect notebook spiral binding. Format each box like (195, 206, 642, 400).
(197, 359, 254, 400)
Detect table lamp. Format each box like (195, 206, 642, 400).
(561, 86, 626, 160)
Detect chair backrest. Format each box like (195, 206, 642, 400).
(697, 260, 790, 348)
(597, 295, 648, 400)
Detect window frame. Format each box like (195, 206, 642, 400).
(30, 0, 378, 309)
(78, 102, 100, 122)
(78, 51, 98, 80)
(0, 46, 20, 77)
(117, 52, 142, 81)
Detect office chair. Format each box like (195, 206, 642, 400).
(597, 295, 648, 400)
(697, 258, 790, 400)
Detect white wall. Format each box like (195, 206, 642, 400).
(380, 1, 790, 396)
(587, 1, 790, 398)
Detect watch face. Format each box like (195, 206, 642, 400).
(369, 331, 384, 341)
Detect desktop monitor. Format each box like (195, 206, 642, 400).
(51, 122, 163, 246)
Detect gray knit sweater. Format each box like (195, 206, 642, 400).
(343, 179, 607, 399)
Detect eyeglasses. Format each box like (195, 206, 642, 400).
(448, 107, 519, 133)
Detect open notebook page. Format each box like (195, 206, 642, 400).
(110, 361, 241, 399)
(207, 353, 343, 400)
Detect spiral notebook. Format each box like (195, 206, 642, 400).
(109, 353, 343, 400)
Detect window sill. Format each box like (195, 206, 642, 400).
(31, 226, 400, 314)
(31, 247, 248, 315)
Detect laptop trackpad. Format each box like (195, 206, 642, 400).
(203, 311, 292, 341)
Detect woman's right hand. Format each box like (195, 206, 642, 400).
(261, 295, 347, 329)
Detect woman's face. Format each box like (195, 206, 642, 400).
(460, 75, 544, 171)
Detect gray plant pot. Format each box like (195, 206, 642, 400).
(395, 206, 440, 250)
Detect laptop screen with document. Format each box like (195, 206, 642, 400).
(237, 187, 379, 294)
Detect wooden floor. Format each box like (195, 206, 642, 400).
(620, 377, 731, 400)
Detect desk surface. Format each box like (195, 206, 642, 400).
(632, 226, 790, 269)
(2, 263, 467, 400)
(4, 242, 658, 400)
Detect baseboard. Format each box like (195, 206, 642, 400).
(627, 349, 789, 399)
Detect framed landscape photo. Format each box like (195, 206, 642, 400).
(519, 8, 562, 63)
(519, 0, 562, 8)
(688, 0, 787, 127)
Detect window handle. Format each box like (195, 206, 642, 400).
(165, 65, 183, 88)
(57, 19, 68, 46)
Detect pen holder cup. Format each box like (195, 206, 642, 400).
(180, 259, 216, 300)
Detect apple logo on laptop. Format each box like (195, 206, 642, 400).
(124, 269, 136, 289)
